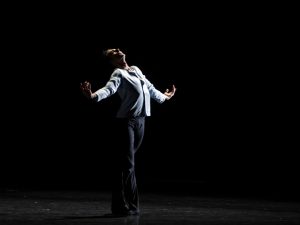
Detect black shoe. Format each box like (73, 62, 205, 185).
(111, 209, 139, 217)
(127, 210, 140, 216)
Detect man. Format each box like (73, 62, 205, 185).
(80, 48, 176, 216)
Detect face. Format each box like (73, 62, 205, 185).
(105, 48, 125, 61)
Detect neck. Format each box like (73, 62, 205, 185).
(117, 61, 130, 70)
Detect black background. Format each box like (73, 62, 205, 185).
(1, 3, 298, 199)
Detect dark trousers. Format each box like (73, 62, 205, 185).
(111, 117, 145, 213)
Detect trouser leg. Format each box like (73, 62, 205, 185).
(123, 117, 145, 211)
(111, 117, 145, 213)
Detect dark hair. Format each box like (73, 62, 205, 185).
(102, 49, 110, 57)
(100, 49, 111, 66)
(101, 49, 115, 68)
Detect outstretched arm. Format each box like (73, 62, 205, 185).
(80, 81, 97, 100)
(80, 70, 121, 102)
(164, 84, 176, 100)
(132, 66, 176, 102)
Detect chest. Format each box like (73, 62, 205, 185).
(124, 71, 145, 86)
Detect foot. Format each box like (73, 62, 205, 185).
(111, 209, 140, 217)
(127, 210, 140, 216)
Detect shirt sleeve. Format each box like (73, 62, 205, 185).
(144, 78, 167, 103)
(132, 66, 167, 103)
(94, 70, 122, 102)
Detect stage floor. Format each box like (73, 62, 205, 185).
(1, 189, 300, 225)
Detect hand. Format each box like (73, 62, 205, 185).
(80, 81, 94, 99)
(164, 84, 176, 100)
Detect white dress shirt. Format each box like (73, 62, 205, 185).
(94, 66, 167, 118)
